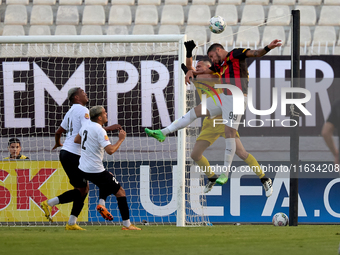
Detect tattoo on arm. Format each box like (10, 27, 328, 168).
(247, 48, 267, 58)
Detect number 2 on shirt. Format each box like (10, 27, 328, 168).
(82, 130, 88, 150)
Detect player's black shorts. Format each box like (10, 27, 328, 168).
(59, 149, 88, 188)
(81, 170, 121, 196)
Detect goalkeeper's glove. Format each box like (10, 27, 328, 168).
(181, 63, 188, 74)
(184, 40, 196, 58)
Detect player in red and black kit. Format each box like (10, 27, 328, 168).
(146, 39, 281, 189)
(322, 100, 340, 165)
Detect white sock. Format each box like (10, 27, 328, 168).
(224, 138, 236, 171)
(161, 109, 197, 135)
(48, 197, 59, 207)
(123, 219, 131, 228)
(99, 199, 105, 207)
(68, 215, 77, 225)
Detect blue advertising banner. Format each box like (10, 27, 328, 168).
(87, 161, 340, 224)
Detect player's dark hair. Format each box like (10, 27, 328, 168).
(197, 57, 212, 67)
(207, 43, 224, 54)
(90, 106, 104, 121)
(8, 138, 21, 146)
(69, 87, 81, 103)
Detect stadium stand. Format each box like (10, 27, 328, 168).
(56, 6, 79, 25)
(4, 5, 27, 25)
(318, 6, 340, 26)
(0, 0, 338, 55)
(161, 5, 184, 25)
(215, 5, 238, 26)
(108, 5, 132, 25)
(236, 26, 260, 47)
(240, 5, 264, 25)
(266, 5, 290, 26)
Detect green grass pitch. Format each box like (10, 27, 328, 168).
(1, 225, 339, 255)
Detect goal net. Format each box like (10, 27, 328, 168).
(0, 35, 210, 227)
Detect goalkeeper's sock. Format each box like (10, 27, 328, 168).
(58, 189, 82, 204)
(48, 197, 59, 207)
(244, 153, 265, 179)
(68, 215, 77, 225)
(117, 196, 130, 221)
(161, 109, 197, 136)
(196, 156, 218, 181)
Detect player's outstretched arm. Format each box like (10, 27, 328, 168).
(74, 134, 81, 144)
(104, 124, 122, 132)
(184, 40, 196, 71)
(52, 126, 66, 150)
(246, 39, 282, 58)
(104, 129, 126, 155)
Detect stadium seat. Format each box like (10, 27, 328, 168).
(218, 0, 241, 4)
(59, 0, 82, 4)
(107, 25, 129, 35)
(138, 0, 161, 5)
(262, 26, 286, 46)
(29, 25, 51, 35)
(108, 5, 132, 25)
(286, 26, 312, 46)
(324, 0, 340, 4)
(33, 0, 56, 4)
(158, 25, 180, 34)
(85, 0, 108, 5)
(241, 5, 264, 26)
(236, 26, 260, 47)
(187, 5, 211, 25)
(82, 5, 105, 25)
(4, 5, 27, 25)
(308, 46, 330, 55)
(81, 25, 103, 35)
(6, 0, 28, 4)
(267, 5, 290, 26)
(287, 26, 310, 46)
(30, 5, 53, 25)
(164, 0, 188, 5)
(185, 25, 207, 45)
(215, 5, 238, 26)
(111, 0, 135, 5)
(272, 0, 295, 4)
(294, 6, 316, 26)
(333, 46, 340, 54)
(297, 0, 322, 4)
(282, 46, 306, 55)
(312, 26, 336, 46)
(192, 0, 215, 5)
(132, 25, 155, 35)
(209, 25, 234, 48)
(2, 25, 25, 35)
(161, 5, 184, 25)
(245, 0, 269, 4)
(55, 25, 77, 35)
(135, 5, 158, 25)
(318, 6, 340, 26)
(56, 6, 79, 25)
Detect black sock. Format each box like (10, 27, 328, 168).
(208, 174, 218, 182)
(260, 177, 269, 184)
(58, 189, 81, 204)
(71, 193, 88, 217)
(117, 196, 130, 221)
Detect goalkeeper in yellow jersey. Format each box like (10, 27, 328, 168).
(146, 40, 273, 197)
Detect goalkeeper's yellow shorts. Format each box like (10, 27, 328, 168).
(197, 116, 240, 145)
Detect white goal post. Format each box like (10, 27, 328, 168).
(0, 35, 210, 227)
